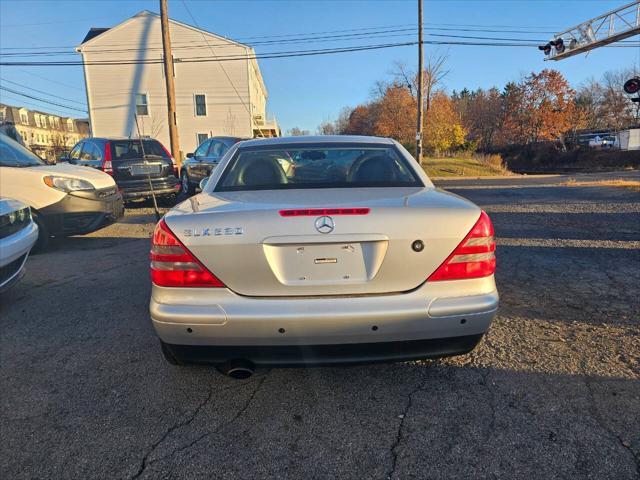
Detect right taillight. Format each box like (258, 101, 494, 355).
(427, 211, 496, 282)
(102, 141, 113, 175)
(150, 219, 225, 288)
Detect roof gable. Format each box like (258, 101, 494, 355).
(77, 10, 249, 50)
(81, 28, 110, 44)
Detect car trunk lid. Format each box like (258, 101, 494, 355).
(164, 188, 481, 296)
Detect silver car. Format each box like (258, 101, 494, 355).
(150, 136, 498, 376)
(0, 198, 38, 293)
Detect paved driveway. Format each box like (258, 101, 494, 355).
(1, 175, 638, 479)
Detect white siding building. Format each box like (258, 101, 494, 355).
(77, 11, 279, 156)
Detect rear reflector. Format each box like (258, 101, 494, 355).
(427, 211, 496, 281)
(280, 208, 370, 217)
(150, 219, 225, 287)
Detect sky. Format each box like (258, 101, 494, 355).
(0, 0, 638, 133)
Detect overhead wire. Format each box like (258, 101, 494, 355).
(0, 86, 88, 112)
(0, 77, 87, 105)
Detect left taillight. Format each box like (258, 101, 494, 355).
(159, 142, 178, 177)
(150, 219, 225, 288)
(102, 141, 113, 175)
(427, 211, 496, 282)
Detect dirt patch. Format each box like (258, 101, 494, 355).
(561, 178, 640, 192)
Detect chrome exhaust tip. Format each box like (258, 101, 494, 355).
(219, 360, 255, 379)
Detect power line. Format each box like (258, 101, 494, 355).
(0, 77, 87, 106)
(16, 69, 85, 91)
(0, 24, 565, 52)
(0, 40, 542, 67)
(0, 31, 558, 58)
(0, 86, 88, 112)
(4, 37, 639, 68)
(0, 93, 87, 117)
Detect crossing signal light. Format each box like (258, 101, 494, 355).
(539, 38, 564, 56)
(623, 77, 640, 95)
(550, 38, 565, 54)
(538, 43, 552, 55)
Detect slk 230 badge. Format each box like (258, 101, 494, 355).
(183, 227, 244, 237)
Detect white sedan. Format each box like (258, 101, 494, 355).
(0, 198, 38, 293)
(149, 136, 499, 377)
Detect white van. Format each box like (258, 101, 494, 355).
(0, 132, 124, 249)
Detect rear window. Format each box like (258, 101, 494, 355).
(216, 145, 422, 192)
(110, 140, 168, 160)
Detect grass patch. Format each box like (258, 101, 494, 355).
(423, 154, 511, 177)
(561, 179, 640, 192)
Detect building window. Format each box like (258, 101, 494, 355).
(136, 93, 149, 116)
(0, 109, 4, 122)
(67, 119, 74, 132)
(194, 94, 207, 116)
(20, 112, 28, 125)
(196, 133, 209, 145)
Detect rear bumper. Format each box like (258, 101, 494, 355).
(39, 190, 124, 236)
(164, 334, 485, 367)
(150, 276, 498, 364)
(119, 178, 180, 199)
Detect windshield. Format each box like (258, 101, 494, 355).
(0, 133, 45, 168)
(110, 140, 169, 160)
(216, 144, 422, 191)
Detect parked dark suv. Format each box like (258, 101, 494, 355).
(180, 136, 245, 195)
(63, 138, 180, 202)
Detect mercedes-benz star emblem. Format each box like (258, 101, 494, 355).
(315, 216, 335, 234)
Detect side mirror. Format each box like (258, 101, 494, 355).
(186, 152, 194, 158)
(199, 177, 209, 191)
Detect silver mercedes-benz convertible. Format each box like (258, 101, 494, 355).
(149, 136, 498, 375)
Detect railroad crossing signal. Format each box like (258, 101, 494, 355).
(539, 1, 640, 61)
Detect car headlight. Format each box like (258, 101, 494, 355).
(43, 176, 94, 192)
(0, 207, 30, 230)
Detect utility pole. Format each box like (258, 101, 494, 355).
(160, 0, 181, 168)
(416, 0, 424, 165)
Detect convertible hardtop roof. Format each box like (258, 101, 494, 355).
(238, 135, 396, 148)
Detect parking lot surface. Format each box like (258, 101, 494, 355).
(1, 173, 639, 479)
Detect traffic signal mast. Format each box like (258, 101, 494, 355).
(538, 1, 639, 61)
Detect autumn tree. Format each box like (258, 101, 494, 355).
(373, 83, 416, 146)
(453, 88, 503, 150)
(344, 104, 380, 136)
(423, 91, 466, 155)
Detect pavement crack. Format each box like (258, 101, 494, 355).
(479, 368, 497, 434)
(129, 386, 215, 480)
(581, 364, 640, 476)
(385, 372, 429, 480)
(145, 375, 267, 470)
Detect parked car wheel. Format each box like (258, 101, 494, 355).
(31, 212, 49, 253)
(181, 171, 195, 196)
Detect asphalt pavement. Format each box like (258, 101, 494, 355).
(1, 173, 639, 479)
